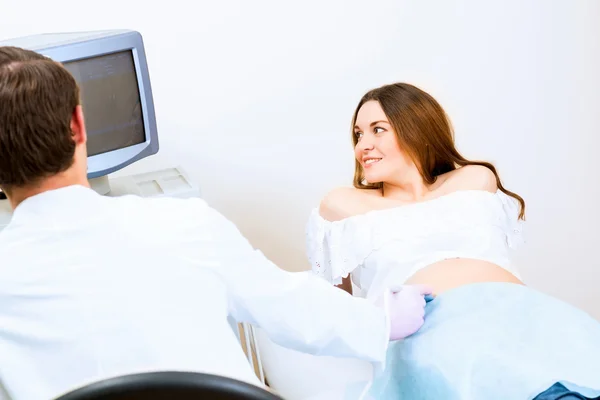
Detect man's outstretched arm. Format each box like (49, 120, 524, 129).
(201, 205, 390, 364)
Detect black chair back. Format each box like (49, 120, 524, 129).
(54, 371, 284, 400)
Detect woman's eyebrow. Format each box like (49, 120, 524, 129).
(369, 120, 389, 126)
(354, 120, 389, 130)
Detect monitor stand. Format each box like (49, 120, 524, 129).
(89, 175, 111, 196)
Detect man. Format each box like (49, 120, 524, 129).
(0, 46, 430, 400)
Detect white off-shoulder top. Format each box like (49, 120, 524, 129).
(305, 190, 525, 299)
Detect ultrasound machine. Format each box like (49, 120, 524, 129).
(0, 30, 200, 230)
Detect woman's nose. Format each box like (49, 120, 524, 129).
(357, 138, 375, 151)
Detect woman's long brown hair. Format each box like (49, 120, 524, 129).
(351, 83, 525, 220)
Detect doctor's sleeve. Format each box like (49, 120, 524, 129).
(204, 208, 390, 364)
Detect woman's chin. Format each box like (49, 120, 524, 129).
(363, 175, 384, 185)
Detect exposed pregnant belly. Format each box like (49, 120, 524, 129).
(403, 258, 524, 295)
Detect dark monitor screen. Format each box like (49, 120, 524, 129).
(63, 51, 145, 157)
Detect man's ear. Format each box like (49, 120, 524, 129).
(70, 105, 87, 145)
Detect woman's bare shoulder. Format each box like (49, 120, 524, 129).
(318, 186, 379, 222)
(439, 165, 498, 193)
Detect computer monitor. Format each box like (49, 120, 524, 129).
(0, 30, 159, 195)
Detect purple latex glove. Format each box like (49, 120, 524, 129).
(379, 284, 434, 341)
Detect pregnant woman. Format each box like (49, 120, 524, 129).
(305, 82, 600, 400)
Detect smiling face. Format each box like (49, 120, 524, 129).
(353, 100, 416, 185)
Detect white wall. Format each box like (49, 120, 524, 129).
(1, 0, 598, 319)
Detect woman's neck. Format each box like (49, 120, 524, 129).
(382, 179, 431, 202)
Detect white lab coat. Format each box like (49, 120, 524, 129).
(0, 185, 389, 400)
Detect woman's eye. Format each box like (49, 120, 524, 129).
(374, 127, 385, 134)
(355, 132, 363, 138)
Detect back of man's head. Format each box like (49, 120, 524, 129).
(0, 46, 81, 192)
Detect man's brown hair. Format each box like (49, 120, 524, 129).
(0, 46, 80, 192)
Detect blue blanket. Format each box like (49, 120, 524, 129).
(354, 282, 600, 400)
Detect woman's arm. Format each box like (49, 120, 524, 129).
(310, 187, 366, 293)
